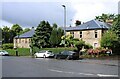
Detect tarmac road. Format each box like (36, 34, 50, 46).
(1, 56, 118, 77)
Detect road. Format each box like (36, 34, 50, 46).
(1, 56, 118, 77)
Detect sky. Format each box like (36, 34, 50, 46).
(0, 0, 119, 28)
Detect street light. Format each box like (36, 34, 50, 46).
(62, 5, 66, 47)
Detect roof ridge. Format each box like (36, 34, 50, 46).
(93, 20, 101, 28)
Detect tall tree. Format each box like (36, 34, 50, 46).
(2, 26, 11, 43)
(21, 28, 31, 34)
(95, 14, 116, 23)
(100, 30, 119, 54)
(31, 21, 52, 48)
(111, 14, 120, 39)
(49, 23, 64, 47)
(11, 24, 23, 36)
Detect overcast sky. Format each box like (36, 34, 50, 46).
(0, 0, 119, 28)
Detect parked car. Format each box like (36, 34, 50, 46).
(0, 50, 9, 56)
(54, 50, 79, 60)
(34, 50, 54, 58)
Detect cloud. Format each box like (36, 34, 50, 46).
(70, 0, 119, 26)
(0, 20, 13, 28)
(1, 0, 119, 27)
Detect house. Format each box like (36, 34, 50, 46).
(65, 19, 110, 48)
(14, 28, 35, 48)
(13, 19, 110, 48)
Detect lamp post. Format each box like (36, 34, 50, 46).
(62, 5, 66, 47)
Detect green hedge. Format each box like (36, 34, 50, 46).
(2, 43, 13, 49)
(6, 47, 76, 56)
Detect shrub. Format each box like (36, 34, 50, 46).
(2, 43, 13, 49)
(84, 43, 93, 49)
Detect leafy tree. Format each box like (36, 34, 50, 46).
(57, 27, 64, 46)
(75, 20, 81, 26)
(11, 24, 23, 36)
(74, 40, 85, 52)
(95, 13, 116, 22)
(49, 24, 64, 47)
(21, 28, 31, 34)
(49, 24, 58, 47)
(111, 14, 120, 39)
(31, 21, 52, 48)
(100, 30, 119, 54)
(2, 26, 11, 43)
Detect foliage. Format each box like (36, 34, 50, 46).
(111, 14, 120, 39)
(11, 24, 23, 35)
(75, 20, 81, 26)
(6, 47, 76, 56)
(100, 30, 119, 54)
(21, 28, 31, 34)
(74, 40, 85, 51)
(100, 30, 118, 48)
(49, 24, 64, 47)
(31, 21, 52, 48)
(2, 43, 13, 49)
(95, 13, 116, 22)
(84, 43, 93, 49)
(2, 24, 23, 43)
(6, 48, 30, 56)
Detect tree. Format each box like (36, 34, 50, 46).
(100, 30, 119, 54)
(75, 20, 81, 26)
(49, 24, 64, 47)
(2, 26, 11, 43)
(21, 28, 31, 34)
(11, 24, 23, 36)
(95, 14, 116, 23)
(74, 40, 85, 51)
(111, 14, 120, 39)
(31, 21, 52, 48)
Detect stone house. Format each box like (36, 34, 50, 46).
(13, 19, 110, 48)
(65, 20, 110, 48)
(14, 29, 34, 48)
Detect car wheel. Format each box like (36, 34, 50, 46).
(34, 55, 37, 58)
(66, 56, 70, 60)
(43, 55, 46, 58)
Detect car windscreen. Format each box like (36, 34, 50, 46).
(38, 51, 46, 53)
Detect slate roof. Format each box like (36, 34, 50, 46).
(14, 19, 110, 38)
(65, 20, 111, 31)
(15, 29, 35, 38)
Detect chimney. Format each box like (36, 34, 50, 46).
(32, 27, 34, 29)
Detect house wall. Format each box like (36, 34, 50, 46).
(14, 38, 31, 48)
(66, 29, 103, 48)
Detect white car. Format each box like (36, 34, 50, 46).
(34, 50, 54, 58)
(0, 50, 9, 56)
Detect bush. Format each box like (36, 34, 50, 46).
(2, 43, 13, 49)
(84, 43, 93, 49)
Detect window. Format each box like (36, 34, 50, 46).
(19, 39, 21, 43)
(15, 39, 17, 43)
(94, 43, 98, 48)
(80, 31, 82, 38)
(29, 39, 31, 43)
(70, 32, 74, 37)
(25, 39, 27, 43)
(95, 30, 97, 38)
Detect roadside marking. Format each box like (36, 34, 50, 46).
(97, 74, 118, 77)
(48, 69, 118, 77)
(48, 69, 95, 76)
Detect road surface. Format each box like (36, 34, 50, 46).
(1, 56, 118, 77)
